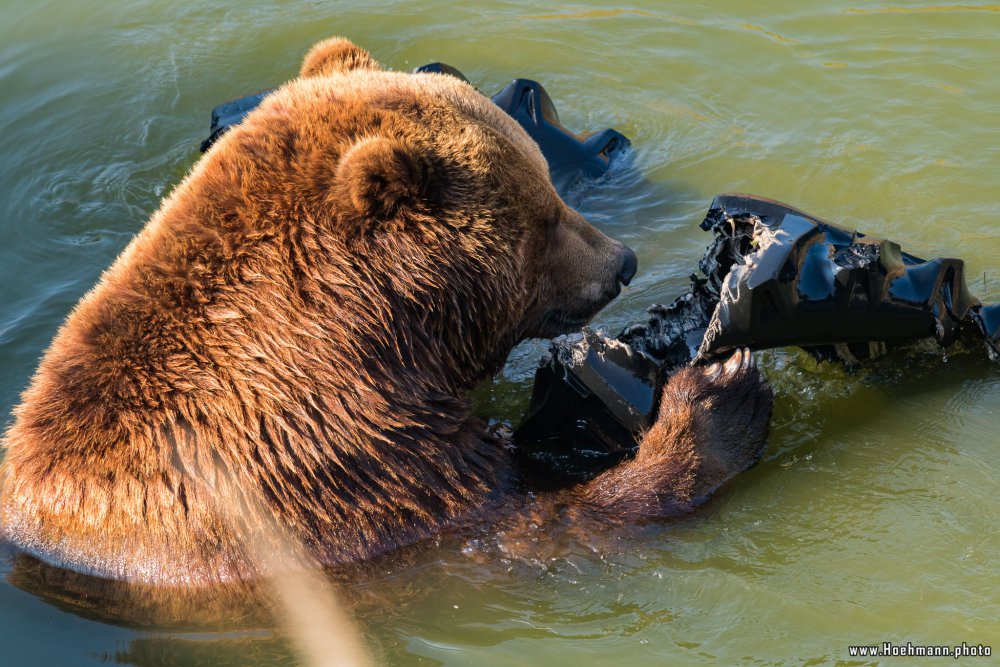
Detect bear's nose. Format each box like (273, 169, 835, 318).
(617, 245, 638, 286)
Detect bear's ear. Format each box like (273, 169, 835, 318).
(334, 136, 442, 234)
(300, 37, 381, 78)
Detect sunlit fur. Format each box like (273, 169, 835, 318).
(0, 39, 772, 590)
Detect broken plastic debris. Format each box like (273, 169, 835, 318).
(694, 194, 998, 362)
(514, 329, 658, 480)
(515, 194, 999, 473)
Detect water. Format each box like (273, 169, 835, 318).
(2, 0, 999, 664)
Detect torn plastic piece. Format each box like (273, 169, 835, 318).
(198, 64, 630, 194)
(514, 330, 658, 471)
(695, 194, 997, 361)
(514, 325, 665, 477)
(514, 194, 999, 471)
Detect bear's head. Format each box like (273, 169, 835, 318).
(0, 38, 643, 593)
(200, 38, 637, 388)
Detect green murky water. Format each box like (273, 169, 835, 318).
(2, 1, 999, 664)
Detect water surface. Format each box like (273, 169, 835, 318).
(1, 1, 998, 664)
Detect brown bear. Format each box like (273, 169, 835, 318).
(0, 38, 772, 587)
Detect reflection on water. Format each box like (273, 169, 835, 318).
(105, 635, 297, 667)
(2, 0, 999, 665)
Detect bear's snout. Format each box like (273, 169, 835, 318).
(617, 244, 638, 287)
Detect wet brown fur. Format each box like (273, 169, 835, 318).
(0, 38, 773, 589)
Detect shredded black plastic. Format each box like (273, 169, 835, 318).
(692, 194, 997, 362)
(515, 194, 999, 472)
(200, 63, 630, 194)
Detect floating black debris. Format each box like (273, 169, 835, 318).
(691, 194, 998, 363)
(515, 194, 999, 475)
(489, 78, 629, 194)
(200, 64, 630, 195)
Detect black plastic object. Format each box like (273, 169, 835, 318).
(514, 330, 659, 479)
(199, 89, 274, 152)
(514, 194, 999, 472)
(199, 64, 630, 194)
(489, 79, 630, 193)
(412, 61, 470, 82)
(694, 194, 999, 362)
(976, 303, 1000, 354)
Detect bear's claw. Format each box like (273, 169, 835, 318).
(703, 346, 754, 382)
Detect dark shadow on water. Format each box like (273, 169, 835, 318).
(6, 553, 271, 632)
(96, 635, 298, 667)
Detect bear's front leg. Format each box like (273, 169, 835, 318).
(577, 349, 773, 518)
